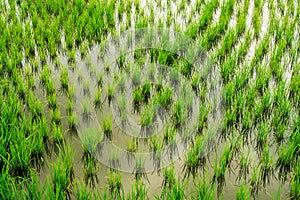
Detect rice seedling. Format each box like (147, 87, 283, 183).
(129, 179, 148, 200)
(117, 55, 126, 70)
(133, 88, 143, 113)
(83, 153, 99, 188)
(52, 122, 64, 144)
(27, 95, 43, 121)
(77, 70, 83, 83)
(94, 88, 102, 109)
(276, 144, 294, 181)
(60, 66, 69, 92)
(103, 115, 113, 140)
(236, 182, 251, 200)
(30, 127, 46, 167)
(83, 79, 90, 96)
(193, 175, 216, 200)
(48, 92, 57, 109)
(241, 109, 253, 139)
(104, 60, 111, 73)
(82, 98, 92, 121)
(107, 82, 115, 105)
(253, 2, 262, 39)
(160, 176, 187, 200)
(65, 96, 74, 114)
(131, 67, 142, 87)
(156, 86, 173, 110)
(212, 144, 233, 196)
(107, 169, 123, 198)
(259, 145, 274, 187)
(183, 146, 199, 178)
(256, 120, 270, 154)
(51, 144, 75, 199)
(80, 41, 89, 58)
(21, 170, 44, 199)
(50, 107, 61, 124)
(149, 134, 163, 155)
(190, 72, 201, 95)
(10, 135, 31, 177)
(67, 48, 76, 63)
(75, 181, 93, 200)
(117, 92, 128, 125)
(184, 133, 207, 176)
(173, 99, 188, 128)
(140, 103, 156, 137)
(67, 111, 77, 131)
(68, 82, 76, 100)
(141, 82, 151, 104)
(217, 29, 237, 60)
(290, 160, 300, 200)
(250, 165, 261, 197)
(134, 154, 148, 183)
(196, 103, 210, 135)
(81, 127, 103, 157)
(40, 65, 51, 85)
(86, 55, 92, 67)
(236, 149, 250, 182)
(169, 68, 180, 86)
(97, 72, 104, 88)
(198, 0, 219, 32)
(117, 72, 126, 92)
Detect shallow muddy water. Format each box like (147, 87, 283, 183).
(8, 0, 297, 198)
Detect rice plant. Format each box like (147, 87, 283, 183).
(156, 86, 173, 110)
(52, 122, 64, 144)
(51, 145, 75, 198)
(21, 170, 44, 199)
(48, 93, 57, 109)
(66, 98, 74, 115)
(107, 169, 123, 199)
(250, 165, 261, 197)
(134, 155, 148, 183)
(81, 127, 103, 156)
(193, 175, 215, 200)
(67, 111, 77, 131)
(97, 72, 104, 88)
(60, 66, 69, 92)
(290, 160, 300, 200)
(141, 82, 151, 104)
(183, 135, 206, 178)
(131, 66, 142, 87)
(1, 0, 299, 199)
(212, 145, 233, 196)
(82, 98, 92, 121)
(259, 145, 274, 187)
(107, 82, 115, 105)
(236, 182, 251, 200)
(173, 99, 188, 128)
(129, 179, 148, 200)
(133, 88, 143, 113)
(94, 88, 102, 109)
(83, 79, 90, 96)
(74, 181, 93, 200)
(50, 108, 61, 125)
(256, 121, 270, 154)
(83, 153, 99, 188)
(236, 149, 250, 182)
(160, 176, 187, 200)
(117, 92, 128, 125)
(103, 115, 113, 140)
(109, 148, 121, 171)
